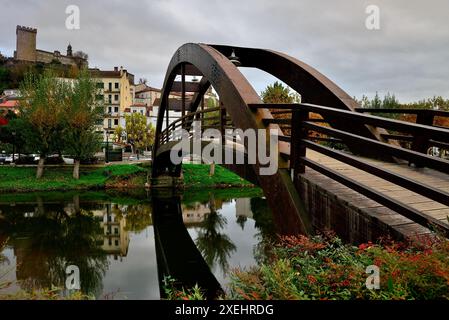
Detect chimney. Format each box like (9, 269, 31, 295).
(114, 66, 118, 72)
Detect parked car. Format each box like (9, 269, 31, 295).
(44, 154, 64, 165)
(63, 156, 74, 165)
(0, 153, 7, 164)
(4, 154, 20, 164)
(15, 155, 39, 165)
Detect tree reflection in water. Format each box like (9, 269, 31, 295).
(0, 196, 152, 297)
(0, 204, 109, 296)
(195, 194, 236, 276)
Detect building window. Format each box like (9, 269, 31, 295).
(115, 228, 119, 234)
(108, 106, 112, 113)
(108, 95, 112, 103)
(114, 119, 118, 126)
(108, 119, 112, 128)
(140, 110, 143, 114)
(115, 82, 119, 89)
(133, 110, 136, 113)
(115, 240, 119, 246)
(114, 94, 119, 101)
(95, 94, 104, 101)
(114, 106, 119, 113)
(96, 82, 104, 89)
(108, 82, 112, 91)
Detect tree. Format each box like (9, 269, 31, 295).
(63, 72, 103, 179)
(261, 81, 295, 103)
(19, 72, 66, 178)
(73, 51, 89, 61)
(261, 81, 299, 136)
(113, 125, 125, 143)
(125, 113, 155, 156)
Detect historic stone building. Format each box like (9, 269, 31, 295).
(13, 25, 87, 68)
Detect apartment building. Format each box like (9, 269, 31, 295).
(90, 67, 135, 141)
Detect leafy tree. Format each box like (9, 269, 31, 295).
(19, 71, 66, 178)
(125, 112, 155, 156)
(73, 51, 89, 61)
(113, 125, 125, 143)
(62, 72, 103, 179)
(261, 81, 295, 103)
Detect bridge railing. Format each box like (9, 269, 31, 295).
(159, 106, 234, 145)
(249, 103, 449, 236)
(354, 108, 449, 153)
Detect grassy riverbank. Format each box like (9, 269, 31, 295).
(0, 163, 255, 192)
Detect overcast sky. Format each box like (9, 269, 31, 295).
(1, 0, 448, 102)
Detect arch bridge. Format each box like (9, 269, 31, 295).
(152, 43, 449, 238)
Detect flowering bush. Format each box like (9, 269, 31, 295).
(229, 232, 449, 300)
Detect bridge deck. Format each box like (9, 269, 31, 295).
(304, 149, 449, 238)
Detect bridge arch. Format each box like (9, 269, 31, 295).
(152, 43, 384, 235)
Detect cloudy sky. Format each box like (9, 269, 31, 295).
(1, 0, 448, 102)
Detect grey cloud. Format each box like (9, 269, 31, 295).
(1, 0, 448, 102)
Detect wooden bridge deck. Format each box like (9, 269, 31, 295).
(304, 149, 449, 238)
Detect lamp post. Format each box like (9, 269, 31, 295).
(105, 112, 112, 163)
(106, 132, 109, 163)
(12, 131, 16, 163)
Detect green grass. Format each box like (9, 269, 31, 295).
(0, 164, 146, 192)
(0, 163, 256, 192)
(182, 164, 254, 188)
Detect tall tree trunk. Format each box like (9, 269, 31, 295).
(209, 162, 215, 176)
(73, 194, 80, 213)
(73, 159, 80, 179)
(36, 157, 45, 179)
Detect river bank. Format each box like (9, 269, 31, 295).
(0, 163, 255, 192)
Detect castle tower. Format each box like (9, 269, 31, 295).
(15, 25, 37, 62)
(67, 43, 72, 57)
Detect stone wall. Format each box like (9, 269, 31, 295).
(295, 171, 407, 243)
(15, 26, 36, 62)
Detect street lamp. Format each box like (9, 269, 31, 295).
(228, 49, 241, 66)
(12, 131, 16, 163)
(106, 132, 109, 163)
(105, 112, 112, 163)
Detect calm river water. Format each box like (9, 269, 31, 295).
(0, 189, 273, 299)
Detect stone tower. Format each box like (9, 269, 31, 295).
(15, 25, 37, 62)
(67, 43, 72, 57)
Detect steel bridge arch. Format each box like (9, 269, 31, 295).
(152, 43, 385, 235)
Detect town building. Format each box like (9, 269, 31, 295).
(13, 25, 87, 68)
(89, 67, 135, 141)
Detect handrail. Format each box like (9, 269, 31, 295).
(249, 102, 449, 236)
(355, 107, 449, 118)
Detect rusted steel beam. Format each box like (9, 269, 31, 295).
(181, 64, 186, 128)
(209, 44, 390, 154)
(172, 81, 201, 93)
(153, 43, 312, 235)
(175, 64, 203, 76)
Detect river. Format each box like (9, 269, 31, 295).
(0, 189, 273, 299)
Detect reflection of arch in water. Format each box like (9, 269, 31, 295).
(152, 195, 223, 299)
